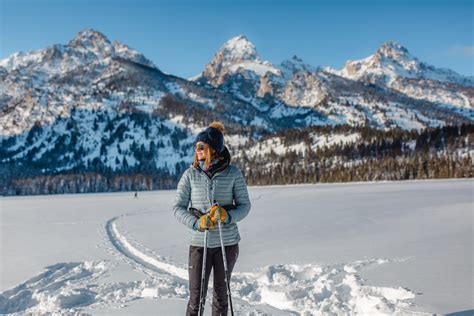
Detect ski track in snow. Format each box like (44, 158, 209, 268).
(0, 207, 430, 316)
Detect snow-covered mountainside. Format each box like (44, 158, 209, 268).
(326, 41, 474, 110)
(195, 35, 282, 86)
(0, 28, 472, 187)
(0, 28, 156, 76)
(0, 29, 274, 177)
(193, 37, 473, 127)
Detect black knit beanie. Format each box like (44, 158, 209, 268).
(194, 126, 224, 154)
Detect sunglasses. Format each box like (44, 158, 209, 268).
(195, 143, 206, 151)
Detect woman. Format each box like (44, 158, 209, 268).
(173, 121, 251, 316)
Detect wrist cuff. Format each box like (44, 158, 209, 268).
(192, 219, 199, 230)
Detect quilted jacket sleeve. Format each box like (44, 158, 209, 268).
(173, 168, 197, 229)
(228, 166, 251, 223)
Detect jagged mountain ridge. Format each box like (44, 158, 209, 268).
(0, 28, 473, 179)
(330, 41, 473, 86)
(193, 36, 472, 127)
(326, 41, 473, 110)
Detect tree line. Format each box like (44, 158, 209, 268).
(1, 123, 472, 195)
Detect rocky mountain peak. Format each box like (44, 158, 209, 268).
(374, 41, 414, 64)
(197, 35, 262, 85)
(218, 35, 259, 64)
(67, 28, 113, 56)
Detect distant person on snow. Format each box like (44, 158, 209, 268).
(173, 121, 251, 316)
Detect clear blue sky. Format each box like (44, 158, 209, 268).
(1, 0, 473, 77)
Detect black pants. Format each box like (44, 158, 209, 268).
(186, 243, 239, 316)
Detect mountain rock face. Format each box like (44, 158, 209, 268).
(334, 41, 473, 86)
(0, 28, 159, 138)
(0, 29, 472, 193)
(193, 37, 473, 130)
(199, 35, 269, 86)
(326, 41, 473, 110)
(0, 29, 274, 184)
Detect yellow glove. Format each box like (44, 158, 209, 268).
(198, 214, 214, 231)
(209, 205, 229, 224)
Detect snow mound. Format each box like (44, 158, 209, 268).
(0, 261, 106, 315)
(0, 259, 188, 315)
(232, 259, 422, 315)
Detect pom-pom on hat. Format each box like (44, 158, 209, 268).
(194, 121, 225, 154)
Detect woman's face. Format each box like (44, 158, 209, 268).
(195, 141, 212, 160)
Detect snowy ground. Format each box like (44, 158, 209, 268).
(0, 178, 472, 315)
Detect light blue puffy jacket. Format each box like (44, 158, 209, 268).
(173, 147, 251, 248)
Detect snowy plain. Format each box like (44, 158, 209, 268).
(0, 178, 472, 315)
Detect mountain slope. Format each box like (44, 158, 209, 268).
(0, 29, 472, 193)
(326, 41, 473, 110)
(193, 37, 473, 129)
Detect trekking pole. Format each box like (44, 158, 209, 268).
(198, 212, 209, 316)
(214, 200, 234, 316)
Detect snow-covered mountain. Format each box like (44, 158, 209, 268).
(326, 41, 473, 110)
(0, 28, 472, 182)
(0, 28, 156, 75)
(193, 36, 473, 128)
(0, 28, 159, 138)
(330, 41, 473, 85)
(194, 35, 282, 86)
(0, 29, 274, 177)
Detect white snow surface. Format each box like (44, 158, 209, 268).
(0, 179, 472, 315)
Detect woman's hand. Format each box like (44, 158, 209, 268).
(209, 205, 230, 224)
(196, 214, 215, 231)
